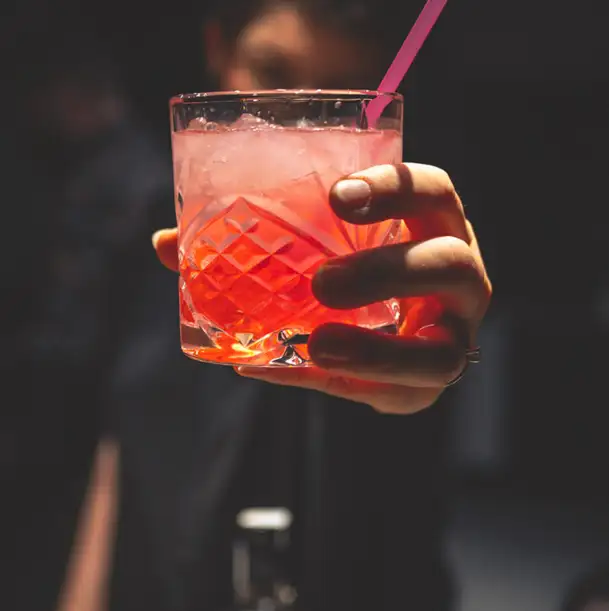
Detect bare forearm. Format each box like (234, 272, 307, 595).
(56, 439, 119, 611)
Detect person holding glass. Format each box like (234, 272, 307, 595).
(49, 1, 491, 611)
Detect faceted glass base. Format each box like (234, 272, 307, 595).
(180, 301, 400, 367)
(178, 195, 404, 367)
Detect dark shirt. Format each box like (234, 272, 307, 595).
(103, 173, 453, 610)
(109, 349, 453, 611)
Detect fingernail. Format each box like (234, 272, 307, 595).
(312, 263, 352, 307)
(314, 262, 347, 284)
(333, 179, 372, 210)
(309, 324, 356, 367)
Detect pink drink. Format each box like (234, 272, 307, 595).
(172, 99, 404, 366)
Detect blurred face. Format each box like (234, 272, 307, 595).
(43, 82, 105, 140)
(207, 6, 385, 91)
(29, 77, 124, 145)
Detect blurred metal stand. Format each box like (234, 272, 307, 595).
(232, 508, 297, 611)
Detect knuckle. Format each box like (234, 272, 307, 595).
(439, 238, 485, 291)
(409, 388, 444, 412)
(435, 237, 491, 320)
(438, 234, 471, 255)
(433, 166, 455, 191)
(464, 220, 493, 301)
(477, 273, 493, 313)
(432, 166, 457, 197)
(465, 219, 476, 237)
(428, 167, 463, 215)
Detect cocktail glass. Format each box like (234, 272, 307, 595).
(170, 90, 404, 367)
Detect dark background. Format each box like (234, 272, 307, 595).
(4, 0, 609, 609)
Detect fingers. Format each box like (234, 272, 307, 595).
(322, 163, 492, 325)
(236, 316, 468, 412)
(330, 163, 470, 243)
(152, 228, 179, 271)
(313, 235, 489, 323)
(307, 322, 467, 388)
(236, 365, 444, 415)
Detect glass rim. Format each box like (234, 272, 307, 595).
(170, 89, 403, 106)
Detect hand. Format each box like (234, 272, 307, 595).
(152, 163, 491, 414)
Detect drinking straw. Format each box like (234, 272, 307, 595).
(366, 0, 449, 125)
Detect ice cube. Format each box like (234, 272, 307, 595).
(187, 117, 224, 131)
(172, 135, 215, 213)
(209, 128, 314, 194)
(232, 113, 270, 130)
(296, 118, 315, 129)
(299, 128, 360, 196)
(188, 117, 208, 130)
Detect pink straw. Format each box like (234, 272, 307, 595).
(366, 0, 449, 126)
